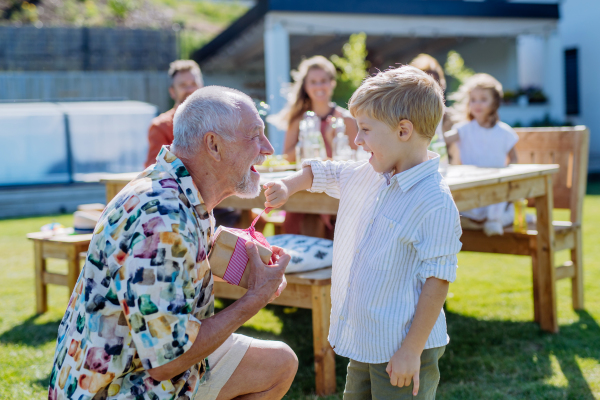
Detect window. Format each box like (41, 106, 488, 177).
(565, 48, 579, 115)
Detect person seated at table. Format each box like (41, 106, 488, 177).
(444, 73, 519, 236)
(269, 55, 358, 237)
(264, 66, 461, 400)
(144, 60, 203, 168)
(409, 54, 455, 135)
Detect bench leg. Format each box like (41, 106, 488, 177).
(33, 242, 47, 314)
(535, 176, 558, 333)
(571, 228, 584, 310)
(311, 284, 336, 396)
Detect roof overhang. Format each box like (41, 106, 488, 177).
(194, 0, 559, 70)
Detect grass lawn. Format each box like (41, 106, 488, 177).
(1, 186, 599, 399)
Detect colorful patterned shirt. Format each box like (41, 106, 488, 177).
(48, 146, 215, 400)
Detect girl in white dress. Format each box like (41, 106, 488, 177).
(445, 73, 519, 236)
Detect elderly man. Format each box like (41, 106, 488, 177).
(144, 60, 204, 168)
(48, 86, 298, 400)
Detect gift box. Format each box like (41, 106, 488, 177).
(209, 210, 273, 288)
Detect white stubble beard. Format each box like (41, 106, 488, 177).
(235, 154, 266, 199)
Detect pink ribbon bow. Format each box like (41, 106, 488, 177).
(222, 209, 273, 286)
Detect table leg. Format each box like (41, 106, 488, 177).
(534, 175, 558, 333)
(67, 248, 80, 295)
(531, 248, 540, 323)
(311, 284, 336, 396)
(33, 241, 47, 314)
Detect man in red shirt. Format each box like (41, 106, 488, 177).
(144, 60, 203, 168)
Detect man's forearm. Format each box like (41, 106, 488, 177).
(401, 277, 449, 354)
(148, 293, 265, 381)
(282, 165, 314, 196)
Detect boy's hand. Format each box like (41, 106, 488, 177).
(263, 181, 290, 209)
(386, 346, 421, 395)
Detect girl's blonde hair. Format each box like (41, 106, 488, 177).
(450, 73, 503, 126)
(268, 56, 337, 130)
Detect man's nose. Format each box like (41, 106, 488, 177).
(260, 134, 275, 155)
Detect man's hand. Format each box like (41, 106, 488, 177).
(385, 346, 421, 396)
(245, 243, 289, 305)
(263, 181, 290, 209)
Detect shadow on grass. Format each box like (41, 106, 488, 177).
(217, 300, 599, 399)
(435, 309, 598, 399)
(0, 315, 60, 347)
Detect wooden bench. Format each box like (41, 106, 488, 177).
(213, 267, 336, 395)
(461, 126, 589, 327)
(27, 230, 93, 314)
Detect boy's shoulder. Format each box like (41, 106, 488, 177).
(408, 171, 457, 214)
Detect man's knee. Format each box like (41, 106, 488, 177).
(273, 341, 299, 380)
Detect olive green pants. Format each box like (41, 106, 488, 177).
(343, 346, 445, 400)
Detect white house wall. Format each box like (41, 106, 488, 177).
(559, 0, 600, 171)
(430, 38, 520, 93)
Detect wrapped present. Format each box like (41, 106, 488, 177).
(209, 210, 273, 288)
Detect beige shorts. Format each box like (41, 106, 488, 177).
(194, 333, 254, 400)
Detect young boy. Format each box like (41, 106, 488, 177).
(264, 66, 462, 399)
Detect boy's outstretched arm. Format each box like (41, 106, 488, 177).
(386, 277, 449, 395)
(263, 165, 314, 209)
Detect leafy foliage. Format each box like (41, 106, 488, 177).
(330, 32, 370, 107)
(444, 50, 475, 94)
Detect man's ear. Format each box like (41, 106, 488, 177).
(397, 120, 414, 142)
(204, 132, 222, 162)
(168, 86, 176, 101)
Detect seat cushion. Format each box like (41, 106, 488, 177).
(267, 234, 333, 273)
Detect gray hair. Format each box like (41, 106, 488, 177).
(172, 86, 255, 152)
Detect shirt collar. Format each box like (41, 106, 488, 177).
(382, 151, 440, 192)
(156, 145, 210, 219)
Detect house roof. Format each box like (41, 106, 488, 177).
(193, 0, 559, 66)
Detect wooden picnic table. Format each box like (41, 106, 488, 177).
(100, 163, 559, 395)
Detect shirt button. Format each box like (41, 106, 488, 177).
(389, 223, 394, 229)
(369, 219, 374, 224)
(355, 249, 359, 254)
(339, 316, 344, 321)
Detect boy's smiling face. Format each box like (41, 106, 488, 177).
(354, 111, 431, 175)
(355, 112, 399, 173)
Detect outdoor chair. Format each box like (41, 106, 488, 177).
(460, 126, 589, 322)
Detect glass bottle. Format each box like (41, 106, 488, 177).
(513, 198, 529, 232)
(428, 133, 449, 176)
(332, 117, 352, 160)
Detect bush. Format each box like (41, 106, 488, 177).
(330, 32, 369, 107)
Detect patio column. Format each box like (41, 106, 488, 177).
(543, 30, 566, 122)
(264, 15, 290, 154)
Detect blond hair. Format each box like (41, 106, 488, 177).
(168, 60, 203, 86)
(410, 53, 446, 91)
(348, 66, 444, 140)
(450, 73, 503, 126)
(269, 56, 337, 129)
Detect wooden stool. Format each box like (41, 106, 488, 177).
(27, 229, 93, 314)
(214, 267, 336, 395)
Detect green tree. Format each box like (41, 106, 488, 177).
(330, 32, 369, 106)
(444, 50, 474, 94)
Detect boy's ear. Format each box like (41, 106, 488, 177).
(204, 132, 223, 162)
(397, 120, 414, 142)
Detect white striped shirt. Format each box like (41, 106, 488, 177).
(303, 152, 462, 363)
